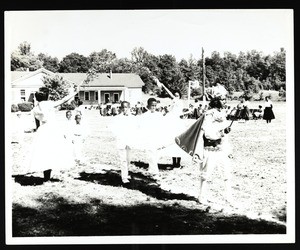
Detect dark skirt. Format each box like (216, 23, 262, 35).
(235, 109, 242, 119)
(235, 107, 249, 120)
(240, 107, 250, 120)
(263, 107, 275, 120)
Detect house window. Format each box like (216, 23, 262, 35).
(95, 91, 98, 101)
(20, 89, 26, 102)
(104, 93, 110, 103)
(113, 93, 119, 103)
(84, 91, 90, 101)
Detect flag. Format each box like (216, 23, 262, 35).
(107, 69, 112, 78)
(153, 77, 163, 88)
(189, 80, 200, 89)
(175, 114, 205, 158)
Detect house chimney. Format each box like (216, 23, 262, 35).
(107, 69, 112, 79)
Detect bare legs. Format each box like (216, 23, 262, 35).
(198, 151, 233, 205)
(119, 146, 131, 183)
(148, 149, 160, 180)
(119, 146, 160, 183)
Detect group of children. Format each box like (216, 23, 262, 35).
(112, 97, 184, 183)
(13, 80, 277, 210)
(63, 110, 89, 166)
(110, 86, 235, 207)
(99, 100, 174, 117)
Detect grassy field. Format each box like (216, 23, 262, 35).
(9, 100, 287, 237)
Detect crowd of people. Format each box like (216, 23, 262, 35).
(12, 81, 276, 210)
(221, 96, 275, 123)
(98, 100, 173, 117)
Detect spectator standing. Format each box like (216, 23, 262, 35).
(263, 96, 275, 123)
(72, 114, 89, 165)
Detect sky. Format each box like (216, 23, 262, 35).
(5, 9, 293, 61)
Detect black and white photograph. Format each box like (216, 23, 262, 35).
(4, 9, 294, 244)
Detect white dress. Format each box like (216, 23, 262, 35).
(111, 100, 191, 152)
(72, 122, 89, 161)
(28, 101, 74, 173)
(111, 113, 136, 149)
(158, 99, 193, 157)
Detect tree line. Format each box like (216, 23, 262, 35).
(11, 41, 286, 97)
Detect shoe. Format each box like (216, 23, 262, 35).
(122, 178, 130, 184)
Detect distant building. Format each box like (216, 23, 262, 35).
(60, 71, 144, 105)
(10, 68, 144, 105)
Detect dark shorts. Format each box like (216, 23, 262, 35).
(203, 135, 222, 147)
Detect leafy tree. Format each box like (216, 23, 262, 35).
(269, 48, 286, 90)
(135, 66, 157, 94)
(18, 41, 32, 56)
(131, 47, 149, 65)
(37, 53, 60, 72)
(179, 59, 190, 82)
(111, 58, 134, 73)
(157, 54, 186, 96)
(11, 41, 43, 71)
(88, 49, 117, 73)
(130, 47, 160, 94)
(179, 55, 199, 83)
(42, 74, 73, 101)
(59, 53, 90, 73)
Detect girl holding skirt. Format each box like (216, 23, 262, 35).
(28, 87, 79, 181)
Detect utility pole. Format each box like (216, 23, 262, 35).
(202, 47, 206, 105)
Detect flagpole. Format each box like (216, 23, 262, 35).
(187, 81, 191, 108)
(202, 47, 206, 106)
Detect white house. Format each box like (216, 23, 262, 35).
(60, 72, 144, 105)
(10, 68, 144, 105)
(11, 68, 60, 103)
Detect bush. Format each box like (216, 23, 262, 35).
(11, 104, 19, 112)
(240, 90, 253, 101)
(17, 102, 33, 112)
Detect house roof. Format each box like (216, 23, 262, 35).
(11, 68, 56, 84)
(11, 69, 144, 88)
(60, 73, 144, 88)
(11, 71, 29, 82)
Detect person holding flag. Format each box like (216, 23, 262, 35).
(175, 83, 234, 207)
(27, 85, 81, 181)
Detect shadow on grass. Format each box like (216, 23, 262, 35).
(76, 170, 197, 202)
(12, 195, 286, 237)
(131, 160, 177, 171)
(13, 175, 60, 186)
